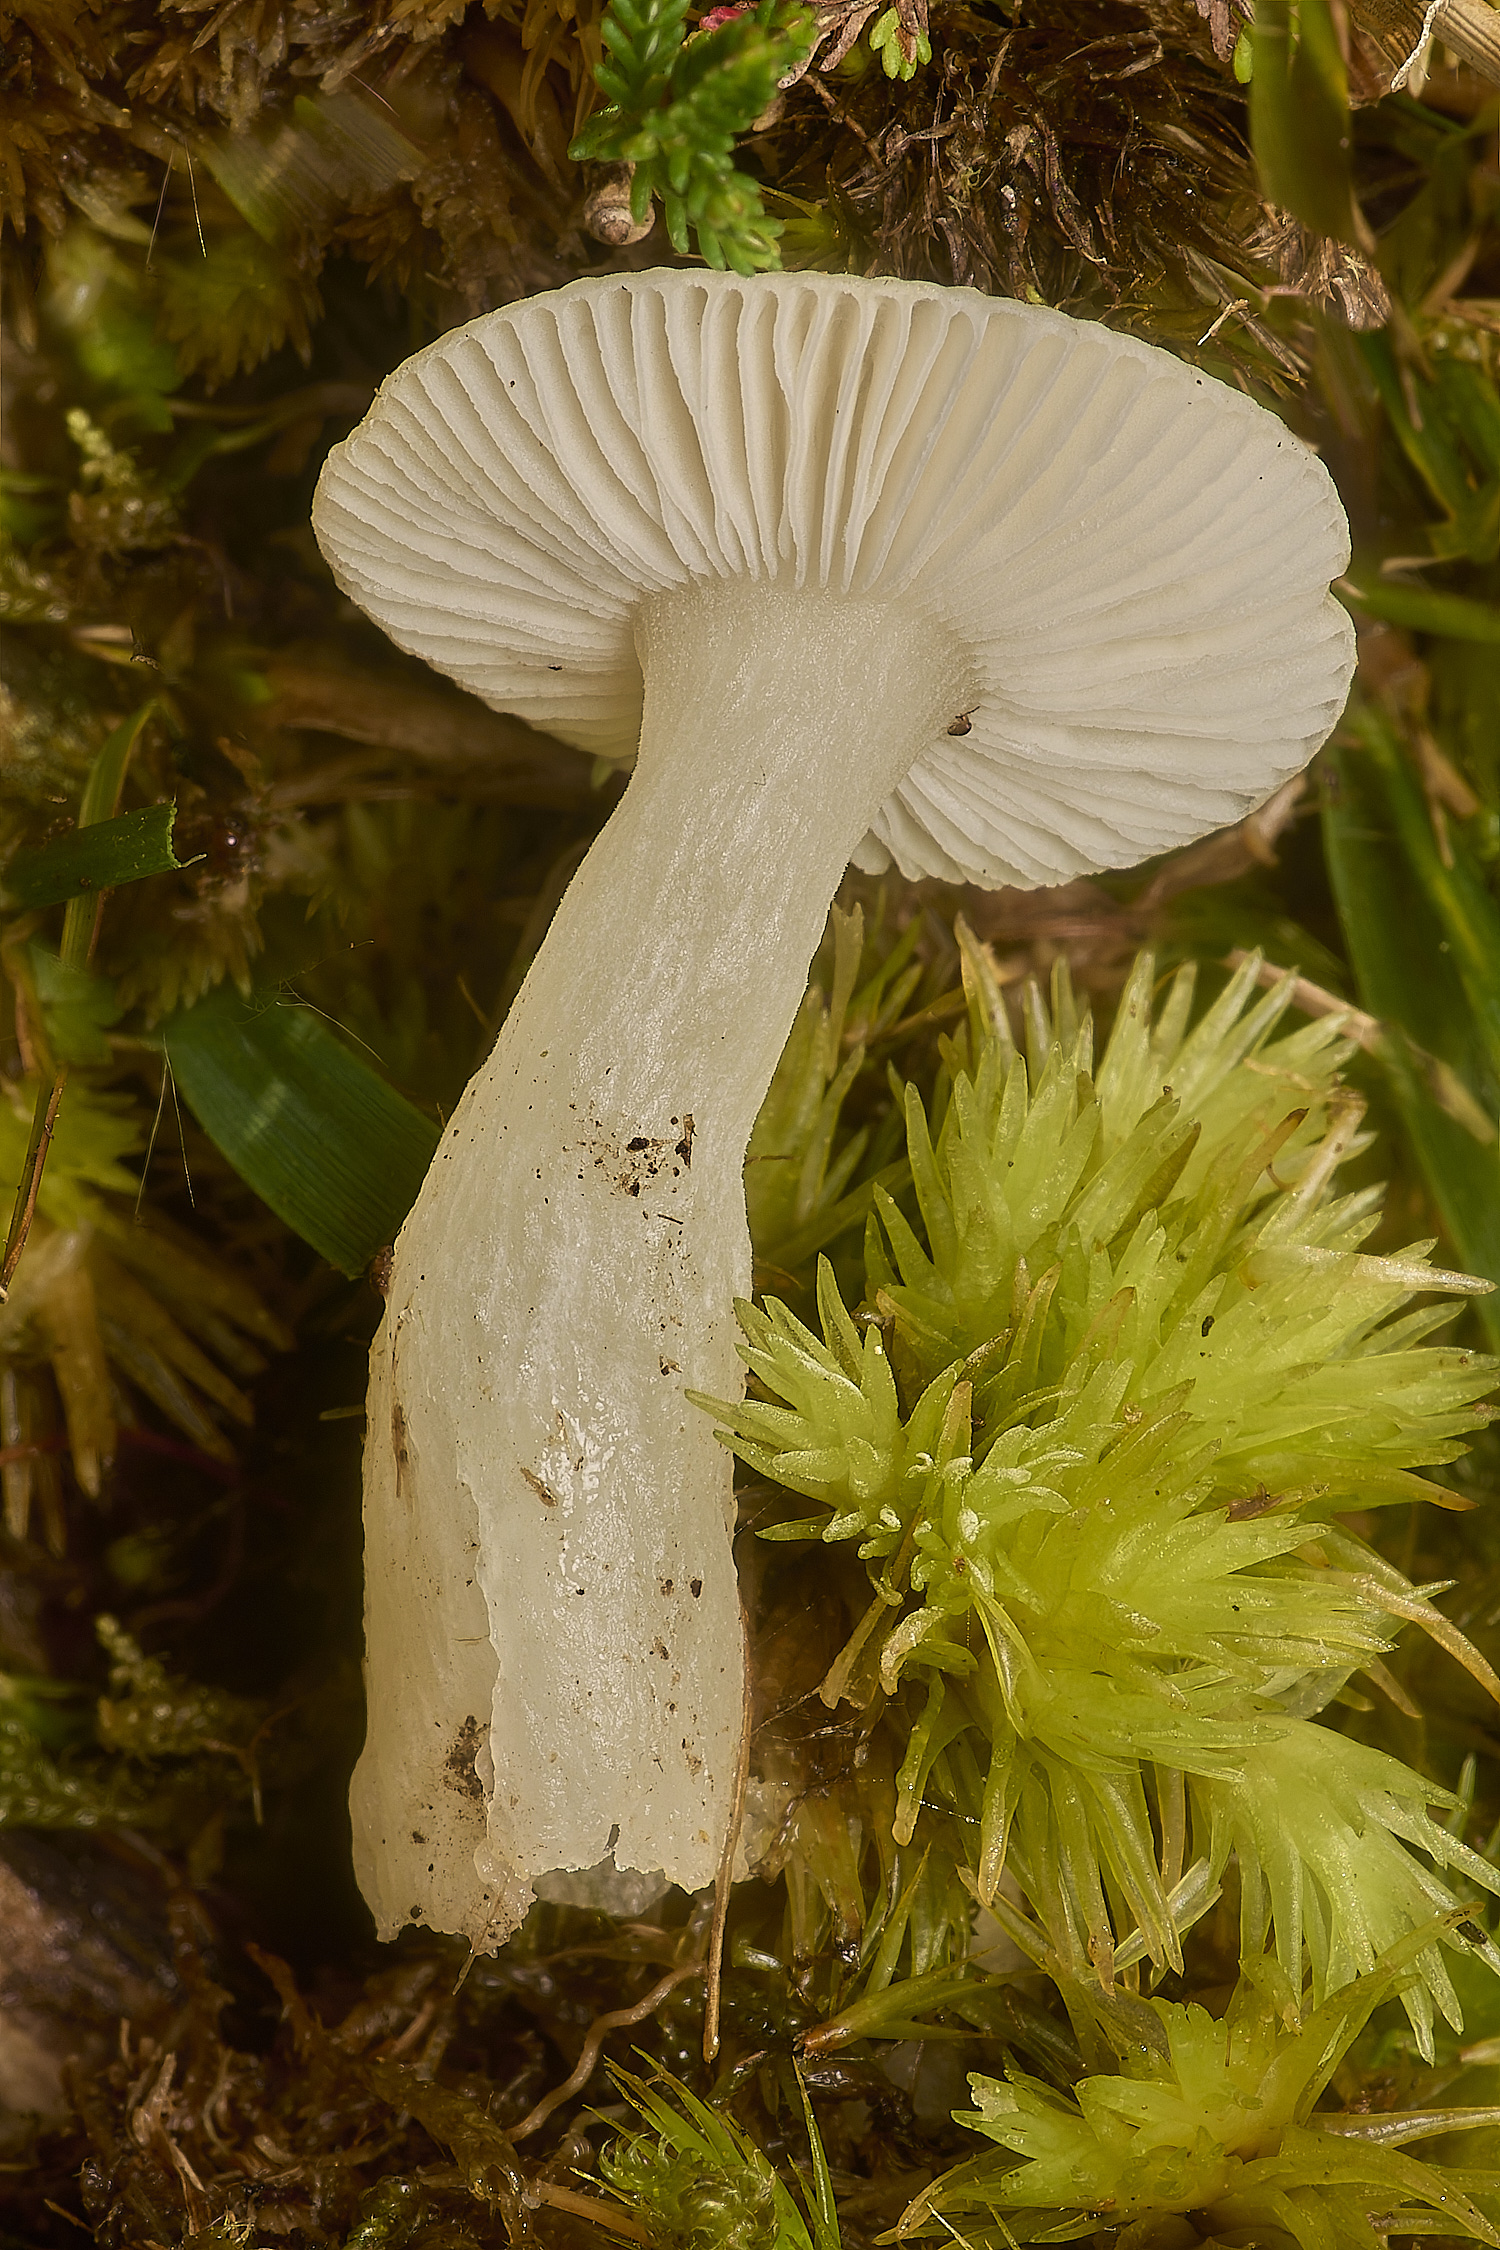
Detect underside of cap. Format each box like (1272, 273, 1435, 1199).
(313, 270, 1354, 891)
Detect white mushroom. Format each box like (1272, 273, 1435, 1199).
(311, 269, 1355, 1952)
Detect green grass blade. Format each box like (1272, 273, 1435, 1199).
(793, 2062, 843, 2250)
(60, 700, 159, 968)
(1250, 0, 1357, 242)
(163, 984, 440, 1275)
(1322, 717, 1500, 1343)
(4, 804, 183, 912)
(1341, 708, 1500, 1066)
(1342, 578, 1500, 643)
(75, 703, 157, 830)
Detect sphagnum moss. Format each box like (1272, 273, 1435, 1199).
(899, 1924, 1500, 2250)
(601, 2062, 842, 2250)
(594, 1926, 1500, 2250)
(702, 944, 1500, 2055)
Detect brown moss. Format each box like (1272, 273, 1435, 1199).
(0, 0, 1372, 369)
(761, 0, 1322, 385)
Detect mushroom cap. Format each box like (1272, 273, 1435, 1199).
(313, 270, 1354, 890)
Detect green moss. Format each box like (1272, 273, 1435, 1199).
(570, 0, 817, 268)
(909, 1932, 1500, 2250)
(5, 6, 1500, 2246)
(705, 952, 1500, 2048)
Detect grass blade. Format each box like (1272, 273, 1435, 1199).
(163, 983, 439, 1276)
(4, 804, 183, 912)
(1342, 578, 1500, 643)
(1323, 714, 1500, 1343)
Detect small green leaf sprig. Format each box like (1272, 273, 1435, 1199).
(868, 5, 930, 78)
(701, 945, 1500, 2053)
(602, 2063, 842, 2250)
(902, 1923, 1500, 2250)
(569, 0, 816, 272)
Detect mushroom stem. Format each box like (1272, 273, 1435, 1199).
(354, 581, 970, 1947)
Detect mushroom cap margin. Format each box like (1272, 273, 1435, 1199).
(312, 268, 1355, 891)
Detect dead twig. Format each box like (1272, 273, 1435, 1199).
(527, 2181, 653, 2241)
(509, 1961, 705, 2141)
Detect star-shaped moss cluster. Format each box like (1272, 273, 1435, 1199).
(903, 1928, 1500, 2250)
(702, 946, 1500, 2052)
